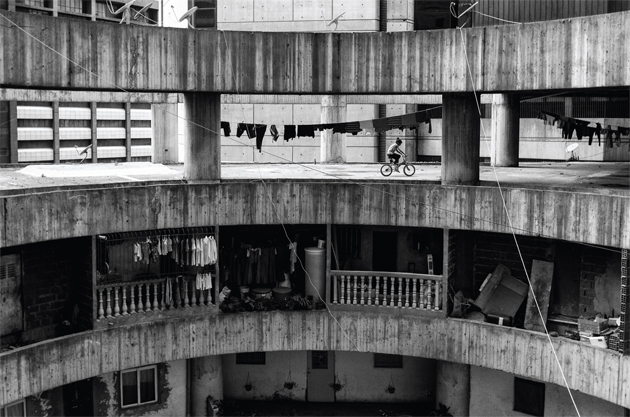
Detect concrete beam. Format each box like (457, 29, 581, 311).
(0, 88, 179, 103)
(1, 11, 629, 94)
(0, 312, 628, 408)
(1, 181, 627, 249)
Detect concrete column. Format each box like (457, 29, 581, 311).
(125, 102, 131, 162)
(320, 95, 346, 163)
(52, 102, 60, 164)
(152, 103, 179, 164)
(183, 93, 221, 180)
(387, 0, 414, 31)
(441, 93, 480, 185)
(90, 102, 97, 162)
(435, 361, 470, 417)
(190, 355, 223, 417)
(491, 94, 520, 167)
(305, 247, 326, 303)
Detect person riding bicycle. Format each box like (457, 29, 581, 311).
(386, 138, 406, 172)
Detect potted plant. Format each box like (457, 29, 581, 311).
(244, 373, 253, 391)
(284, 371, 296, 390)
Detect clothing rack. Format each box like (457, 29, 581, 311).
(99, 226, 215, 242)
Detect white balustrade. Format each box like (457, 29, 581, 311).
(96, 275, 215, 322)
(330, 270, 443, 312)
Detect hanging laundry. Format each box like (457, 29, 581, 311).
(236, 123, 255, 139)
(332, 123, 347, 134)
(387, 115, 403, 130)
(401, 113, 417, 130)
(289, 242, 298, 274)
(373, 117, 389, 133)
(270, 125, 279, 141)
(255, 124, 267, 152)
(297, 124, 315, 138)
(346, 121, 361, 135)
(221, 121, 231, 136)
(284, 125, 296, 141)
(165, 277, 173, 307)
(605, 125, 614, 148)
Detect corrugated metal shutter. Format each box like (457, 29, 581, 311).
(377, 104, 387, 161)
(379, 0, 387, 31)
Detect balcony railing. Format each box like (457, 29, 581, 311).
(330, 270, 443, 311)
(96, 275, 215, 321)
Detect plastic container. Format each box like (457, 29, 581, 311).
(251, 287, 272, 300)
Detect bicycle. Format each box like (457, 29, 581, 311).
(380, 156, 416, 177)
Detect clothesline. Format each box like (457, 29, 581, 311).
(219, 110, 433, 153)
(538, 111, 629, 148)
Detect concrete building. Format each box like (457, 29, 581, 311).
(1, 1, 630, 416)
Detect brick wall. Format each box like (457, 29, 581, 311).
(473, 232, 555, 292)
(21, 237, 93, 342)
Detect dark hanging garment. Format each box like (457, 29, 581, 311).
(284, 125, 296, 141)
(221, 121, 231, 136)
(401, 113, 417, 130)
(297, 124, 315, 138)
(346, 121, 361, 135)
(387, 115, 403, 130)
(373, 117, 389, 133)
(595, 123, 602, 146)
(270, 125, 279, 141)
(237, 123, 255, 139)
(332, 123, 347, 134)
(586, 127, 596, 145)
(605, 125, 613, 148)
(255, 124, 267, 152)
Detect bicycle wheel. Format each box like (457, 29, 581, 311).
(380, 164, 393, 176)
(403, 164, 415, 176)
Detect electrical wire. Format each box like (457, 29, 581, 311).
(455, 23, 582, 417)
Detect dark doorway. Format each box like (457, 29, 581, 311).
(372, 231, 397, 272)
(63, 378, 93, 416)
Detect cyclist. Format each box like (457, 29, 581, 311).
(386, 138, 406, 172)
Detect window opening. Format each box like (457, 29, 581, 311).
(312, 351, 328, 369)
(513, 377, 545, 416)
(374, 353, 403, 368)
(120, 366, 157, 408)
(236, 352, 266, 365)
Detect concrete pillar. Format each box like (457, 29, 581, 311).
(441, 93, 480, 185)
(491, 94, 520, 167)
(183, 93, 221, 180)
(387, 0, 414, 31)
(305, 247, 326, 303)
(152, 103, 179, 164)
(190, 355, 223, 417)
(320, 95, 346, 163)
(435, 361, 470, 417)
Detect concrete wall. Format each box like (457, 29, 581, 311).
(335, 351, 435, 403)
(469, 366, 624, 417)
(2, 11, 630, 94)
(223, 351, 307, 401)
(218, 0, 380, 32)
(93, 360, 187, 417)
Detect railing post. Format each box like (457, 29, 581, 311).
(137, 284, 144, 312)
(129, 285, 136, 314)
(183, 279, 190, 308)
(389, 277, 395, 307)
(340, 275, 346, 304)
(404, 278, 410, 308)
(113, 286, 120, 317)
(397, 277, 403, 307)
(152, 282, 159, 311)
(199, 287, 206, 306)
(375, 276, 381, 306)
(98, 288, 105, 319)
(105, 288, 112, 318)
(174, 278, 181, 308)
(425, 281, 432, 309)
(121, 286, 128, 315)
(144, 283, 151, 312)
(360, 275, 365, 305)
(333, 275, 338, 304)
(419, 280, 425, 309)
(191, 284, 197, 307)
(352, 276, 358, 305)
(412, 279, 417, 309)
(367, 276, 373, 306)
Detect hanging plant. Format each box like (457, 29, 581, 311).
(284, 371, 296, 390)
(330, 375, 343, 392)
(385, 375, 396, 394)
(244, 372, 253, 392)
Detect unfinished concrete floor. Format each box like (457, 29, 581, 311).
(221, 400, 434, 416)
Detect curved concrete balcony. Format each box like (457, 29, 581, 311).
(1, 10, 629, 94)
(2, 177, 628, 249)
(1, 310, 627, 407)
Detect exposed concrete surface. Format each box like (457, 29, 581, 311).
(0, 162, 627, 196)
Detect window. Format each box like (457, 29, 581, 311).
(312, 351, 328, 369)
(120, 366, 157, 408)
(1, 400, 25, 417)
(236, 352, 266, 365)
(192, 0, 216, 29)
(514, 377, 545, 416)
(374, 353, 403, 368)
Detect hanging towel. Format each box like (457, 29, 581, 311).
(297, 124, 315, 138)
(284, 125, 296, 141)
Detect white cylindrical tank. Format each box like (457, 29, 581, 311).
(304, 247, 326, 302)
